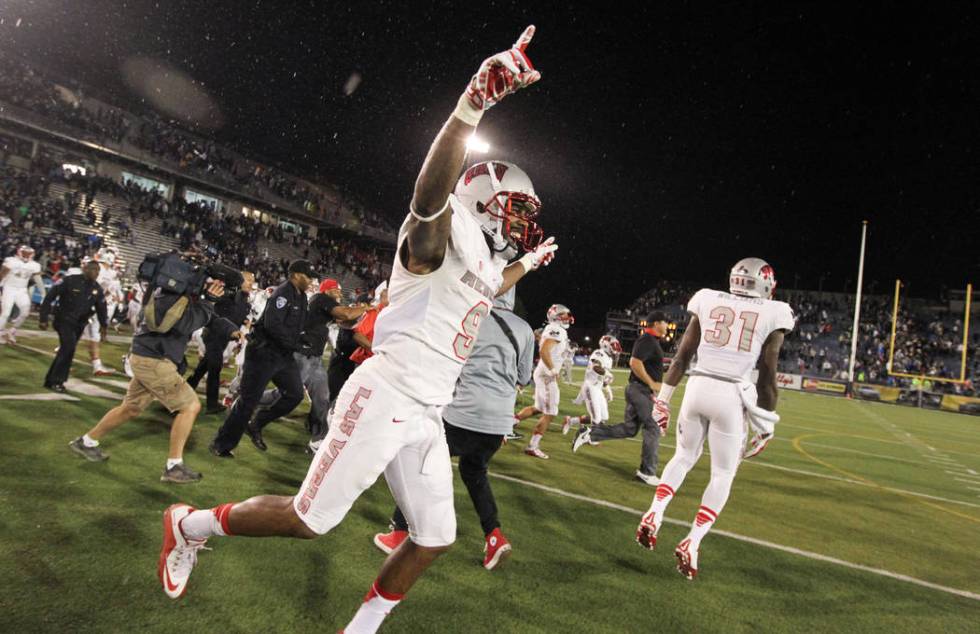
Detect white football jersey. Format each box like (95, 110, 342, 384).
(536, 323, 569, 372)
(584, 349, 613, 387)
(372, 195, 505, 405)
(688, 288, 796, 380)
(2, 257, 41, 290)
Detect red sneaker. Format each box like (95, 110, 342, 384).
(483, 528, 512, 570)
(373, 529, 409, 554)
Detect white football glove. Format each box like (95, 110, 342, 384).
(463, 25, 541, 114)
(652, 398, 670, 436)
(519, 236, 558, 272)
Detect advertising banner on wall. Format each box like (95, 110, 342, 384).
(802, 377, 848, 395)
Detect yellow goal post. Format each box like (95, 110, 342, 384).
(886, 280, 973, 384)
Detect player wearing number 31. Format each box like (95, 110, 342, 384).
(159, 25, 556, 634)
(634, 258, 795, 581)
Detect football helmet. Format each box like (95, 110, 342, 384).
(454, 160, 543, 259)
(599, 335, 622, 356)
(96, 247, 117, 267)
(546, 303, 574, 329)
(16, 245, 35, 261)
(729, 257, 777, 299)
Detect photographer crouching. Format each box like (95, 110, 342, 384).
(69, 253, 243, 483)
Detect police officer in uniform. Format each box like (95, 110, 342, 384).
(39, 261, 107, 392)
(248, 278, 370, 451)
(187, 271, 254, 414)
(210, 260, 316, 457)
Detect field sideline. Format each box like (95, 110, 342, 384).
(1, 324, 979, 633)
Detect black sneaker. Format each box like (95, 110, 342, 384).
(205, 405, 227, 416)
(246, 424, 267, 452)
(161, 463, 203, 483)
(46, 383, 67, 394)
(69, 437, 108, 462)
(208, 442, 234, 458)
(504, 431, 524, 441)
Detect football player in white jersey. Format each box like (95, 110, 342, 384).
(563, 335, 621, 433)
(514, 303, 573, 458)
(81, 249, 120, 375)
(0, 245, 45, 343)
(635, 258, 795, 580)
(160, 26, 557, 633)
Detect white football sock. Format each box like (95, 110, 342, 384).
(166, 458, 183, 470)
(346, 582, 403, 634)
(646, 483, 676, 525)
(82, 434, 99, 448)
(686, 506, 718, 548)
(179, 504, 234, 540)
(528, 433, 542, 450)
(92, 358, 104, 371)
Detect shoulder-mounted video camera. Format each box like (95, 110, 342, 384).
(138, 252, 243, 299)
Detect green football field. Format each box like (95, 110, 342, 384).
(2, 324, 979, 633)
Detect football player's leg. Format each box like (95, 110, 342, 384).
(350, 412, 455, 633)
(10, 290, 30, 329)
(685, 403, 744, 550)
(0, 289, 17, 334)
(645, 395, 708, 522)
(528, 380, 558, 455)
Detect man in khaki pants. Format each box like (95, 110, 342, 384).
(70, 279, 241, 483)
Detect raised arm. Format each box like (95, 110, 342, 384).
(403, 26, 541, 275)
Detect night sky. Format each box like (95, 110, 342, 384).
(2, 1, 978, 327)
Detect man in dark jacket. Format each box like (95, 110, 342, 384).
(187, 271, 254, 414)
(210, 260, 316, 457)
(68, 279, 241, 483)
(40, 261, 107, 392)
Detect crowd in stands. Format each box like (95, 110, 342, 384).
(0, 51, 128, 143)
(0, 52, 396, 235)
(613, 281, 979, 394)
(1, 159, 391, 297)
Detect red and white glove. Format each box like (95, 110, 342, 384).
(519, 236, 558, 272)
(652, 398, 671, 436)
(743, 432, 772, 459)
(454, 25, 541, 126)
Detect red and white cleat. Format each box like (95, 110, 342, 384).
(159, 504, 207, 599)
(483, 528, 512, 570)
(674, 538, 699, 580)
(373, 529, 409, 555)
(561, 416, 572, 435)
(524, 447, 549, 460)
(635, 511, 659, 550)
(93, 367, 116, 377)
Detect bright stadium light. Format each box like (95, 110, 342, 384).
(467, 134, 490, 153)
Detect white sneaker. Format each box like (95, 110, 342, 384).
(524, 446, 549, 460)
(674, 537, 699, 580)
(561, 416, 572, 435)
(571, 426, 592, 453)
(634, 471, 660, 486)
(158, 503, 208, 599)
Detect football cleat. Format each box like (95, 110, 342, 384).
(93, 367, 116, 377)
(373, 529, 409, 555)
(571, 426, 591, 453)
(674, 538, 699, 580)
(483, 528, 512, 570)
(524, 447, 549, 459)
(159, 504, 208, 599)
(561, 416, 572, 435)
(635, 511, 659, 550)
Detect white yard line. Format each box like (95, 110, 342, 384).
(487, 471, 980, 602)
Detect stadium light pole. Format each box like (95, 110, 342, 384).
(847, 221, 869, 383)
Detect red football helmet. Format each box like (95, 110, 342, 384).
(599, 335, 622, 356)
(454, 161, 543, 255)
(546, 303, 574, 329)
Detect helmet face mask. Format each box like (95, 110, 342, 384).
(456, 161, 543, 258)
(547, 303, 574, 329)
(729, 257, 777, 299)
(17, 245, 34, 262)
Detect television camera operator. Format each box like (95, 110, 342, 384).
(68, 252, 243, 484)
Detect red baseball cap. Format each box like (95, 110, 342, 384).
(319, 279, 340, 293)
